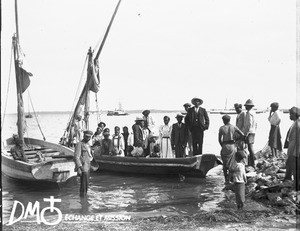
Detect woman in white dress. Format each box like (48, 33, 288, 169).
(159, 116, 174, 158)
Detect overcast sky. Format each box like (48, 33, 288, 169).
(1, 0, 298, 113)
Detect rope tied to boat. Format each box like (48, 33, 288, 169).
(27, 89, 46, 141)
(1, 43, 14, 133)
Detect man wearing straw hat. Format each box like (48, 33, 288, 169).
(241, 99, 257, 168)
(132, 116, 145, 147)
(185, 97, 210, 155)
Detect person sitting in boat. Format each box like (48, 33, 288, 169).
(83, 112, 90, 129)
(92, 127, 103, 146)
(126, 145, 134, 157)
(131, 140, 144, 157)
(142, 110, 155, 132)
(91, 127, 103, 157)
(142, 123, 150, 156)
(111, 126, 125, 156)
(98, 121, 106, 131)
(10, 134, 28, 162)
(73, 114, 84, 144)
(100, 128, 113, 156)
(148, 134, 160, 158)
(122, 126, 130, 156)
(159, 116, 174, 158)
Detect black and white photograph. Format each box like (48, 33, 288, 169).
(1, 0, 299, 230)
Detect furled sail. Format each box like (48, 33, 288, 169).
(12, 28, 33, 143)
(60, 0, 121, 147)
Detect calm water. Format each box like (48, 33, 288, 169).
(1, 111, 293, 224)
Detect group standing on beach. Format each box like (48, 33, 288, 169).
(72, 97, 300, 202)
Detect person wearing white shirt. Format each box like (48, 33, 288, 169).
(111, 126, 125, 156)
(159, 116, 173, 158)
(142, 110, 155, 132)
(242, 99, 257, 168)
(268, 102, 282, 157)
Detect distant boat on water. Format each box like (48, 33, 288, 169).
(25, 113, 33, 118)
(107, 102, 129, 116)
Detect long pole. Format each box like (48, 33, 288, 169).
(15, 0, 20, 42)
(14, 0, 25, 144)
(94, 0, 121, 61)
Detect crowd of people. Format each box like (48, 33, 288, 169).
(72, 97, 300, 201)
(217, 101, 300, 209)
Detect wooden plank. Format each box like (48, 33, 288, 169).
(26, 152, 61, 159)
(23, 149, 55, 154)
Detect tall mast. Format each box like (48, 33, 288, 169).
(94, 0, 121, 62)
(13, 0, 25, 143)
(15, 0, 20, 42)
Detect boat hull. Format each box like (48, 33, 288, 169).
(2, 137, 77, 184)
(95, 154, 221, 177)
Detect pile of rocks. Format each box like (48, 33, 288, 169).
(245, 147, 299, 215)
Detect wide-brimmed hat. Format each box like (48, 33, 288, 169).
(175, 113, 184, 118)
(191, 97, 203, 105)
(183, 103, 191, 107)
(83, 130, 93, 137)
(98, 122, 106, 127)
(135, 116, 145, 121)
(244, 99, 254, 106)
(103, 128, 110, 135)
(290, 106, 300, 117)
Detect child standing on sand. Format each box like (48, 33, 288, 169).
(232, 150, 247, 209)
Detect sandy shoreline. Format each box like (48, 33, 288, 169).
(3, 197, 299, 231)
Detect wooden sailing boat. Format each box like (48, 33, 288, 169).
(1, 0, 76, 184)
(61, 0, 221, 178)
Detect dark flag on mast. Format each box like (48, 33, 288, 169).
(19, 66, 33, 93)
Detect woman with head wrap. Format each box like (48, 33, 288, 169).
(268, 102, 282, 157)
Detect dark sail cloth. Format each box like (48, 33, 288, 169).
(268, 125, 282, 151)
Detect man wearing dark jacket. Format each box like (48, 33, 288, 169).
(171, 113, 188, 158)
(185, 97, 210, 155)
(132, 116, 145, 147)
(74, 130, 93, 197)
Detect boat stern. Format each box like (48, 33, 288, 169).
(198, 154, 222, 176)
(31, 159, 77, 183)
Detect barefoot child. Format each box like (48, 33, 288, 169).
(232, 150, 247, 209)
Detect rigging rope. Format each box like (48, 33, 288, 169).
(65, 55, 89, 130)
(27, 90, 46, 141)
(1, 44, 14, 133)
(95, 93, 101, 124)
